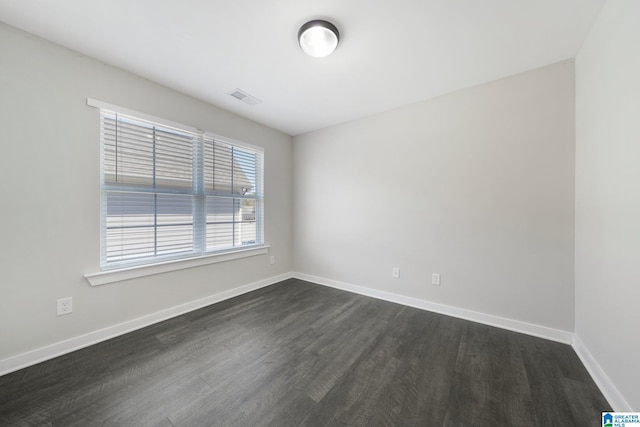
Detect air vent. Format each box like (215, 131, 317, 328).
(228, 89, 261, 106)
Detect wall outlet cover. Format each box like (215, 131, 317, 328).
(432, 273, 441, 286)
(57, 297, 73, 316)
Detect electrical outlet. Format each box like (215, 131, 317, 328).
(270, 255, 275, 265)
(57, 297, 73, 316)
(392, 267, 400, 278)
(432, 273, 441, 286)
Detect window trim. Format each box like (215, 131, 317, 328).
(84, 245, 270, 286)
(86, 98, 266, 279)
(87, 98, 265, 153)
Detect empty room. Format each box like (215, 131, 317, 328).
(0, 0, 638, 425)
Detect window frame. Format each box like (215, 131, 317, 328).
(88, 98, 265, 274)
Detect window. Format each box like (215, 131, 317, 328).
(96, 104, 263, 270)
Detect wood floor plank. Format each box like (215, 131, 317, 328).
(0, 279, 611, 426)
(299, 332, 400, 425)
(444, 323, 538, 426)
(518, 334, 612, 426)
(379, 313, 464, 426)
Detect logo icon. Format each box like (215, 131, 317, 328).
(603, 412, 613, 427)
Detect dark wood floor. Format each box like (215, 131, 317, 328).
(0, 279, 610, 426)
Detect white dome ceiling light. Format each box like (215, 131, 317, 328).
(298, 20, 340, 58)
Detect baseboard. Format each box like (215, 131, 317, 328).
(6, 269, 627, 413)
(572, 335, 632, 411)
(3, 270, 625, 412)
(292, 272, 574, 344)
(0, 272, 294, 377)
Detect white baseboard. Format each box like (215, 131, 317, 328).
(5, 269, 625, 414)
(292, 272, 574, 344)
(292, 273, 636, 410)
(0, 272, 294, 377)
(572, 335, 632, 412)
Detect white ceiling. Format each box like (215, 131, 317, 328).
(0, 0, 605, 136)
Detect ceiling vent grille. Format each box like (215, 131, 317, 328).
(228, 89, 261, 106)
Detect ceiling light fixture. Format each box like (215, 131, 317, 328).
(298, 20, 340, 58)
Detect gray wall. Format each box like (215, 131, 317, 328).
(0, 23, 293, 362)
(575, 0, 640, 411)
(293, 61, 576, 332)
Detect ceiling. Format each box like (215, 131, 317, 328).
(0, 0, 605, 136)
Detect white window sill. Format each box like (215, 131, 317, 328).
(85, 245, 270, 286)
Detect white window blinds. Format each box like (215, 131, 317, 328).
(98, 106, 263, 270)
